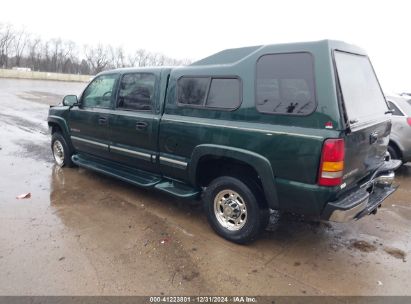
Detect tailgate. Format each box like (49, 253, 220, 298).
(343, 120, 391, 185)
(334, 51, 391, 186)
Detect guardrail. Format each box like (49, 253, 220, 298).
(0, 68, 92, 82)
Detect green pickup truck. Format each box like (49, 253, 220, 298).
(48, 40, 400, 243)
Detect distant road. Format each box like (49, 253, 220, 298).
(0, 78, 87, 106)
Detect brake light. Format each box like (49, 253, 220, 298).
(318, 138, 345, 186)
(407, 117, 411, 126)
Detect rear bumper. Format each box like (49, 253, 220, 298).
(321, 159, 401, 222)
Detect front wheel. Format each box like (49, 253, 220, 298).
(51, 132, 74, 167)
(203, 176, 268, 244)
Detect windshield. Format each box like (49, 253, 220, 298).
(334, 51, 388, 124)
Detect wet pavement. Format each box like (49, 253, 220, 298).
(0, 78, 410, 296)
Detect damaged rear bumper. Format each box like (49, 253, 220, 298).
(321, 159, 401, 223)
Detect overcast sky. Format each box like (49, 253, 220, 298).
(1, 0, 410, 92)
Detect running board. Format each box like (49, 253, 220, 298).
(71, 154, 200, 199)
(72, 154, 161, 188)
(154, 180, 201, 199)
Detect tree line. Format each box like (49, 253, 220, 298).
(0, 23, 191, 75)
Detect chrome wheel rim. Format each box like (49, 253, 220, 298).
(214, 189, 247, 231)
(53, 140, 64, 166)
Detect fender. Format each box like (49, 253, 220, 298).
(47, 115, 74, 149)
(189, 144, 279, 209)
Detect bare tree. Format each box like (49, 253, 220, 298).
(109, 46, 126, 69)
(0, 23, 15, 68)
(1, 22, 190, 74)
(12, 29, 29, 67)
(41, 40, 51, 71)
(27, 37, 42, 70)
(128, 49, 150, 67)
(147, 53, 161, 66)
(79, 59, 90, 75)
(85, 44, 110, 74)
(61, 40, 77, 73)
(50, 38, 64, 72)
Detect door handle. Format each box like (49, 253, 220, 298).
(98, 116, 108, 125)
(136, 121, 149, 130)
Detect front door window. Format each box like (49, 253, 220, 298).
(82, 74, 119, 108)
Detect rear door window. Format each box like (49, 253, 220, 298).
(256, 53, 316, 115)
(334, 51, 388, 124)
(117, 73, 156, 111)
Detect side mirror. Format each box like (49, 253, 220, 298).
(62, 95, 78, 107)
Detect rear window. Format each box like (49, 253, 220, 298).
(334, 51, 388, 124)
(256, 53, 316, 115)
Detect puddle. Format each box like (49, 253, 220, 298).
(384, 247, 407, 262)
(350, 240, 377, 253)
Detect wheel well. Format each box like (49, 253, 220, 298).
(49, 122, 62, 135)
(196, 156, 265, 201)
(389, 140, 402, 159)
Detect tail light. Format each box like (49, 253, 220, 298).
(318, 138, 345, 186)
(407, 117, 411, 126)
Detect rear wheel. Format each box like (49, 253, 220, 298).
(387, 144, 400, 161)
(203, 176, 269, 244)
(51, 132, 74, 167)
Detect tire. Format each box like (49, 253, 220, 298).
(51, 132, 74, 167)
(387, 144, 401, 161)
(203, 176, 269, 244)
